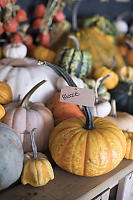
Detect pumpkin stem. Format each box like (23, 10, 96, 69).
(110, 99, 117, 117)
(128, 80, 133, 96)
(68, 35, 80, 50)
(20, 80, 46, 109)
(95, 77, 103, 103)
(97, 73, 111, 94)
(43, 61, 95, 130)
(72, 0, 82, 32)
(30, 128, 38, 160)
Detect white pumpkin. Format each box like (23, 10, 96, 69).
(0, 58, 59, 103)
(3, 43, 27, 59)
(56, 75, 84, 90)
(90, 99, 111, 117)
(113, 20, 128, 33)
(0, 122, 24, 191)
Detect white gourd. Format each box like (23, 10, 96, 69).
(3, 43, 27, 59)
(0, 58, 59, 103)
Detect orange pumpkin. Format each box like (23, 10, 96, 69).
(45, 62, 126, 177)
(123, 131, 133, 159)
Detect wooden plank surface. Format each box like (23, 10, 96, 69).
(0, 159, 133, 200)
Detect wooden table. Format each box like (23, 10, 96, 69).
(1, 159, 133, 200)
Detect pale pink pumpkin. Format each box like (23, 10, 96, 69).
(1, 80, 54, 152)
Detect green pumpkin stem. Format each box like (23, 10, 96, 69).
(43, 61, 95, 130)
(30, 128, 38, 160)
(68, 35, 80, 50)
(20, 80, 46, 109)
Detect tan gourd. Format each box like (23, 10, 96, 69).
(106, 100, 133, 132)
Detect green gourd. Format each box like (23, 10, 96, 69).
(55, 35, 92, 79)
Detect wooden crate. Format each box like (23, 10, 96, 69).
(1, 159, 133, 200)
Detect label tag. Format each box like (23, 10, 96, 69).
(60, 86, 95, 107)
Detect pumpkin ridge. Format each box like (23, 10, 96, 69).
(71, 128, 87, 175)
(83, 129, 89, 175)
(98, 125, 126, 167)
(94, 128, 113, 172)
(57, 127, 82, 169)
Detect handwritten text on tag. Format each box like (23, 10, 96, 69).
(60, 86, 95, 107)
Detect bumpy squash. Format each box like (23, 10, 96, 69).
(0, 123, 24, 191)
(66, 27, 125, 70)
(45, 62, 126, 177)
(21, 129, 54, 186)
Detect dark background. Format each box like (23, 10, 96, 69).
(18, 0, 133, 22)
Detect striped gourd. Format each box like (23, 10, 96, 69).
(56, 36, 92, 79)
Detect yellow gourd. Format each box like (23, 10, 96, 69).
(21, 129, 54, 187)
(93, 66, 119, 89)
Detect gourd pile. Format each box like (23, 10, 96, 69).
(1, 0, 133, 192)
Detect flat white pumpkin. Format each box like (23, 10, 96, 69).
(3, 43, 27, 59)
(0, 58, 59, 103)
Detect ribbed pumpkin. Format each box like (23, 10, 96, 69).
(1, 80, 54, 152)
(124, 131, 133, 159)
(21, 129, 54, 186)
(93, 66, 119, 90)
(45, 62, 126, 177)
(47, 92, 84, 126)
(0, 82, 13, 104)
(56, 35, 92, 79)
(109, 81, 133, 114)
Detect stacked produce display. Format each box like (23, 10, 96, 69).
(1, 0, 133, 192)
